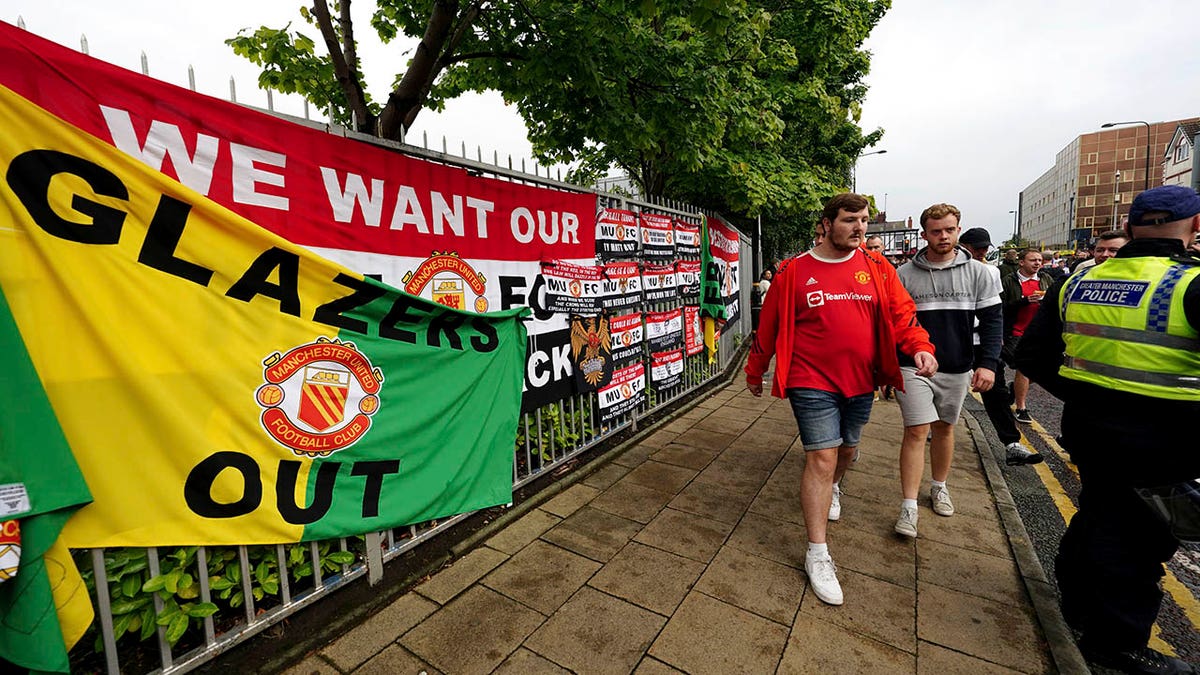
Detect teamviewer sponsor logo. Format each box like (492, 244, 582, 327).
(806, 290, 825, 307)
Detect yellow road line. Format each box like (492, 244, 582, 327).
(1027, 419, 1078, 477)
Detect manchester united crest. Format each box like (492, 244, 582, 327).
(402, 251, 489, 313)
(256, 337, 383, 457)
(854, 270, 871, 285)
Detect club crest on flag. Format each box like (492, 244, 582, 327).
(402, 252, 489, 313)
(256, 337, 383, 457)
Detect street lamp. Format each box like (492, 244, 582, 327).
(1112, 169, 1121, 228)
(1101, 120, 1151, 190)
(852, 149, 887, 193)
(1009, 209, 1018, 242)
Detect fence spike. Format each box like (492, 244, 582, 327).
(422, 131, 428, 149)
(140, 51, 149, 75)
(493, 150, 499, 165)
(461, 141, 466, 158)
(476, 146, 482, 162)
(267, 89, 274, 112)
(187, 65, 195, 91)
(303, 99, 310, 120)
(17, 15, 25, 29)
(442, 136, 447, 154)
(521, 158, 526, 173)
(229, 77, 237, 103)
(508, 154, 513, 169)
(80, 34, 88, 54)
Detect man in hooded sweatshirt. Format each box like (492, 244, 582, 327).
(893, 204, 1004, 537)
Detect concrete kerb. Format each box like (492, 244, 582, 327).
(963, 410, 1090, 675)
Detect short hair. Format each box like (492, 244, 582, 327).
(821, 193, 869, 222)
(1020, 248, 1042, 261)
(919, 203, 962, 228)
(1096, 230, 1129, 243)
(865, 235, 884, 246)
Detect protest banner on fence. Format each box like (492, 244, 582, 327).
(642, 263, 678, 303)
(595, 207, 639, 259)
(673, 218, 701, 259)
(609, 313, 644, 367)
(650, 349, 684, 390)
(598, 363, 645, 423)
(645, 308, 684, 352)
(639, 212, 675, 260)
(600, 262, 642, 312)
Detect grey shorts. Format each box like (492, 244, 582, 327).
(895, 368, 972, 427)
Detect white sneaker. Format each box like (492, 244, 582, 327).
(828, 486, 842, 521)
(931, 485, 954, 517)
(895, 506, 918, 538)
(805, 555, 844, 605)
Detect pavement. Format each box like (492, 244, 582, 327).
(281, 365, 1086, 675)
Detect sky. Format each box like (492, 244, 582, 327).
(7, 1, 1200, 247)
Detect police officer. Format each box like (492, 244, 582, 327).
(1015, 185, 1200, 675)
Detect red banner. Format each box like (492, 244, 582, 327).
(683, 306, 704, 355)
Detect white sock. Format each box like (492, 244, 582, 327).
(807, 542, 829, 560)
(901, 498, 918, 510)
(832, 481, 841, 494)
(931, 480, 946, 489)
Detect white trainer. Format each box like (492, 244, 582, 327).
(931, 485, 954, 517)
(805, 555, 844, 605)
(829, 485, 842, 521)
(895, 506, 918, 538)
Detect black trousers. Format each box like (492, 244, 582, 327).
(974, 346, 1020, 445)
(1056, 464, 1180, 651)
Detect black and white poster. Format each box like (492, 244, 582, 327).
(609, 312, 644, 367)
(640, 212, 675, 261)
(650, 349, 684, 390)
(674, 219, 701, 259)
(599, 362, 646, 423)
(596, 207, 640, 259)
(676, 260, 700, 301)
(645, 308, 683, 352)
(600, 261, 643, 311)
(543, 261, 603, 315)
(642, 263, 678, 303)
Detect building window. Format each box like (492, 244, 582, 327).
(1176, 142, 1191, 163)
(1087, 152, 1098, 164)
(1084, 216, 1094, 227)
(1085, 195, 1095, 207)
(1125, 148, 1136, 160)
(1086, 174, 1097, 186)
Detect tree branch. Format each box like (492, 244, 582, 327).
(378, 0, 464, 140)
(311, 0, 372, 131)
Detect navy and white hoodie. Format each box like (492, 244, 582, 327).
(896, 247, 1003, 374)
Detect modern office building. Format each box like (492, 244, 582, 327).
(1017, 117, 1199, 248)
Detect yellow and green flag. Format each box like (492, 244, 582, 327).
(0, 83, 528, 669)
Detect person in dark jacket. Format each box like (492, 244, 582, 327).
(1000, 250, 1055, 423)
(1015, 185, 1200, 675)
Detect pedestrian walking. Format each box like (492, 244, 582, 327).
(1001, 249, 1054, 424)
(1015, 185, 1200, 674)
(958, 228, 1042, 465)
(892, 207, 1004, 538)
(745, 192, 937, 606)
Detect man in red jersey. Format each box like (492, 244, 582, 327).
(746, 193, 937, 606)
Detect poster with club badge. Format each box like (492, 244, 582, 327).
(596, 207, 640, 259)
(676, 260, 700, 302)
(543, 261, 603, 315)
(683, 305, 704, 356)
(650, 349, 685, 390)
(598, 362, 646, 423)
(600, 262, 642, 312)
(569, 314, 613, 392)
(645, 308, 683, 352)
(642, 263, 678, 303)
(640, 212, 675, 261)
(609, 312, 644, 367)
(674, 218, 701, 259)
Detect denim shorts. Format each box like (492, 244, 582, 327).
(786, 387, 875, 451)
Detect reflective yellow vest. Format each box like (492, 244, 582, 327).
(1058, 256, 1200, 400)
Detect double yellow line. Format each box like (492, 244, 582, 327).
(1019, 416, 1200, 656)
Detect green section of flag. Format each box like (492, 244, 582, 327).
(299, 280, 527, 542)
(700, 218, 726, 321)
(0, 289, 93, 673)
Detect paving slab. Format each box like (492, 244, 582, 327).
(632, 657, 685, 674)
(580, 462, 633, 490)
(779, 612, 916, 675)
(353, 644, 440, 675)
(725, 511, 807, 569)
(918, 509, 1012, 559)
(540, 483, 601, 518)
(826, 521, 916, 589)
(281, 656, 339, 675)
(485, 508, 562, 555)
(493, 648, 571, 674)
(670, 428, 738, 452)
(693, 546, 804, 625)
(799, 566, 917, 654)
(917, 582, 1052, 674)
(691, 413, 754, 434)
(649, 591, 788, 674)
(633, 507, 734, 563)
(540, 506, 643, 563)
(613, 443, 657, 468)
(692, 458, 772, 495)
(588, 478, 675, 524)
(482, 540, 601, 615)
(917, 538, 1027, 606)
(587, 541, 705, 616)
(916, 640, 1024, 675)
(524, 587, 666, 675)
(400, 586, 545, 674)
(667, 478, 755, 525)
(413, 546, 509, 605)
(620, 460, 698, 494)
(319, 593, 438, 670)
(638, 429, 680, 449)
(648, 444, 720, 470)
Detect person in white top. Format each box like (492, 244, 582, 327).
(1073, 230, 1128, 273)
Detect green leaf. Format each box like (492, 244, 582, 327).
(324, 551, 355, 566)
(109, 597, 151, 615)
(139, 607, 158, 640)
(165, 613, 189, 645)
(141, 575, 167, 593)
(209, 576, 236, 591)
(186, 602, 220, 618)
(113, 612, 133, 640)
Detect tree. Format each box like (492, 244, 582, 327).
(228, 0, 890, 260)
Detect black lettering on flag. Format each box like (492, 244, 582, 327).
(138, 194, 215, 287)
(276, 460, 339, 524)
(351, 460, 401, 518)
(428, 311, 465, 350)
(313, 273, 387, 334)
(470, 317, 499, 353)
(225, 247, 302, 316)
(379, 294, 428, 343)
(7, 149, 128, 245)
(184, 451, 262, 518)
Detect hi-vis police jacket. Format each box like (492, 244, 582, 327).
(1059, 253, 1200, 400)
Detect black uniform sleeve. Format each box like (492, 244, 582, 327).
(975, 304, 1003, 372)
(1013, 277, 1077, 401)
